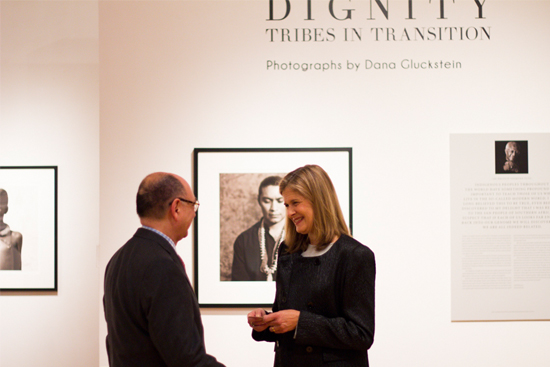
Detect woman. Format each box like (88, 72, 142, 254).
(248, 165, 376, 367)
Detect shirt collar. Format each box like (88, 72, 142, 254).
(141, 226, 177, 252)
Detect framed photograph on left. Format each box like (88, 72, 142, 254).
(0, 166, 57, 291)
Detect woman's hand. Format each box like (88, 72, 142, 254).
(263, 309, 300, 334)
(247, 308, 269, 332)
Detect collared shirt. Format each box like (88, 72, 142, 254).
(141, 226, 177, 252)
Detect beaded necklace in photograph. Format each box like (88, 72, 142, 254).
(0, 225, 12, 248)
(258, 218, 285, 281)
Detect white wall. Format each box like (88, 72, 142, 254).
(0, 1, 100, 367)
(1, 1, 549, 367)
(98, 1, 550, 367)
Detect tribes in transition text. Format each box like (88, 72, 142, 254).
(265, 26, 490, 42)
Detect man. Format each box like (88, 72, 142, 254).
(0, 189, 23, 270)
(231, 176, 285, 281)
(503, 141, 521, 173)
(104, 172, 225, 367)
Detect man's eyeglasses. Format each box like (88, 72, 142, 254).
(173, 197, 200, 212)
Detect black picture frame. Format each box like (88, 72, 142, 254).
(0, 166, 58, 291)
(193, 148, 352, 307)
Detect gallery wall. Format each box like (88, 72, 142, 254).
(1, 1, 549, 367)
(98, 1, 550, 366)
(0, 2, 100, 367)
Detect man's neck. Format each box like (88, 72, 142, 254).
(265, 219, 285, 238)
(140, 218, 177, 244)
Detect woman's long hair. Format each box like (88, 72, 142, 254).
(279, 165, 350, 253)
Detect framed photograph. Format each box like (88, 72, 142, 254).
(0, 166, 58, 291)
(193, 148, 352, 307)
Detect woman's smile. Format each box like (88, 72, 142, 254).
(282, 189, 314, 236)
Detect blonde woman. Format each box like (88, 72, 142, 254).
(248, 165, 376, 367)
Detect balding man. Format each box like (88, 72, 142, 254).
(104, 173, 225, 367)
(0, 189, 23, 270)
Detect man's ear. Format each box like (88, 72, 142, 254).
(168, 200, 179, 219)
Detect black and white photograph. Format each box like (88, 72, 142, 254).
(0, 188, 23, 271)
(194, 148, 352, 306)
(495, 140, 529, 174)
(0, 166, 58, 291)
(220, 173, 286, 282)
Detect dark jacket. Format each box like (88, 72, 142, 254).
(253, 234, 375, 367)
(231, 220, 277, 281)
(103, 228, 224, 367)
